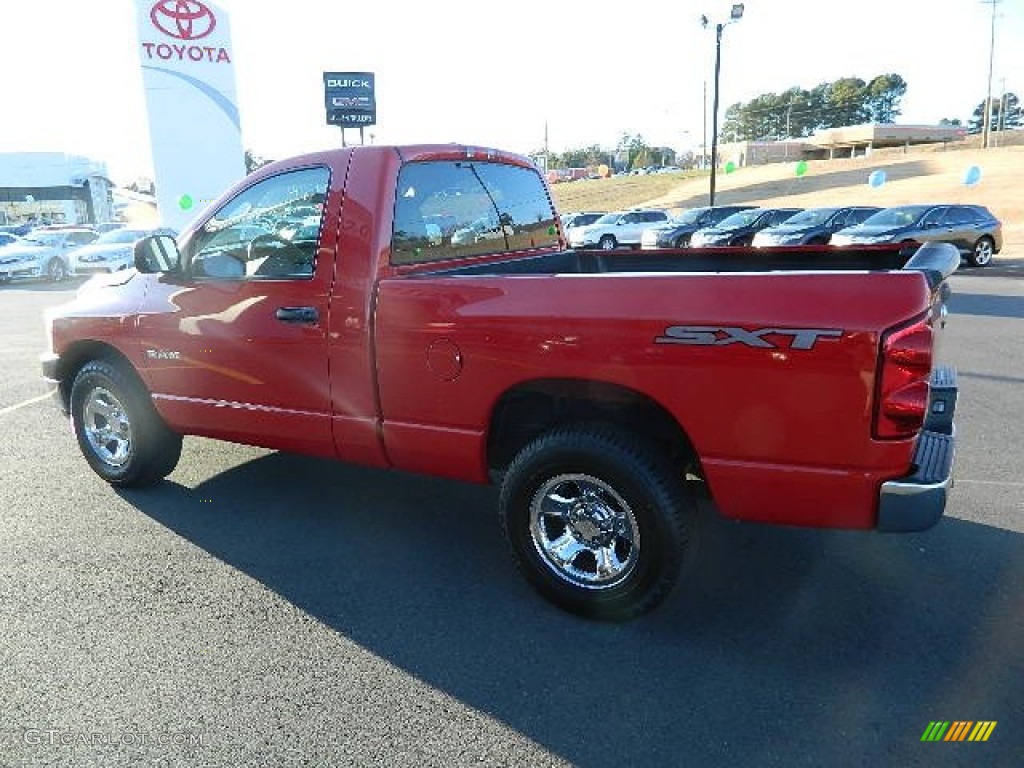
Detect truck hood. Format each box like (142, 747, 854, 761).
(77, 269, 139, 296)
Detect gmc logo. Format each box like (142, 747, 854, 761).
(331, 97, 370, 108)
(655, 326, 843, 350)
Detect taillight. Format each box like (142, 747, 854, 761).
(875, 318, 933, 439)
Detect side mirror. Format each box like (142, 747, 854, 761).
(134, 235, 181, 273)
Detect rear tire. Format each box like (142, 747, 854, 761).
(70, 360, 182, 487)
(499, 425, 698, 621)
(968, 236, 994, 267)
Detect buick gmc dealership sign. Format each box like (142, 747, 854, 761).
(134, 0, 245, 229)
(324, 72, 376, 127)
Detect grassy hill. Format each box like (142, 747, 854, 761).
(551, 144, 1024, 247)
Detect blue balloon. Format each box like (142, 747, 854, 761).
(867, 170, 886, 188)
(963, 165, 982, 186)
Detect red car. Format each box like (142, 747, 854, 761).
(42, 144, 959, 620)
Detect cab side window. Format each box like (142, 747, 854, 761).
(391, 160, 559, 265)
(189, 166, 330, 280)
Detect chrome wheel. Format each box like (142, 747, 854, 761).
(971, 237, 993, 267)
(82, 386, 133, 467)
(599, 236, 617, 251)
(47, 258, 68, 281)
(529, 473, 640, 589)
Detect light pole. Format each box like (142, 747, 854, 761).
(981, 0, 1000, 149)
(702, 4, 744, 206)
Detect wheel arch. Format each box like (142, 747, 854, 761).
(486, 377, 700, 476)
(55, 341, 143, 414)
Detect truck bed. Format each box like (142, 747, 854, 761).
(427, 243, 914, 277)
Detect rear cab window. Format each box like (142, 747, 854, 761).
(391, 161, 559, 265)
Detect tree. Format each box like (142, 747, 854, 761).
(938, 117, 963, 127)
(716, 74, 906, 143)
(1001, 93, 1023, 130)
(865, 73, 907, 123)
(974, 94, 1024, 133)
(615, 133, 651, 171)
(560, 144, 608, 169)
(827, 77, 869, 127)
(968, 92, 1022, 134)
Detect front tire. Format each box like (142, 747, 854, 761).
(70, 360, 182, 487)
(499, 425, 697, 621)
(46, 258, 68, 282)
(598, 235, 617, 251)
(968, 236, 994, 267)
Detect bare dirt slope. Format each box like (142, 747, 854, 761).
(640, 146, 1024, 246)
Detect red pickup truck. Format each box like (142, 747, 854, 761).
(42, 144, 959, 620)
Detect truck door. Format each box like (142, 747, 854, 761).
(136, 166, 338, 458)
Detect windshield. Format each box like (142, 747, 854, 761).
(95, 228, 150, 244)
(716, 210, 763, 229)
(860, 206, 929, 227)
(593, 213, 620, 225)
(672, 209, 706, 225)
(781, 208, 838, 226)
(24, 232, 63, 246)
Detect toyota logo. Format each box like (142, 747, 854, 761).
(150, 0, 217, 40)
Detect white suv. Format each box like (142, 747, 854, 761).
(567, 209, 671, 250)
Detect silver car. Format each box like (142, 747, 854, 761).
(568, 209, 671, 250)
(70, 227, 178, 276)
(0, 228, 98, 282)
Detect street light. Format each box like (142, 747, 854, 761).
(702, 3, 744, 206)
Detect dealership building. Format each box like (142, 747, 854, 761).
(0, 152, 114, 226)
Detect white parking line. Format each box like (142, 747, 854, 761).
(0, 391, 55, 416)
(956, 479, 1024, 488)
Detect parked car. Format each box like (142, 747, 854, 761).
(95, 222, 128, 234)
(830, 204, 1003, 267)
(752, 206, 882, 246)
(0, 227, 98, 282)
(641, 205, 757, 249)
(568, 208, 671, 250)
(70, 227, 178, 276)
(690, 207, 804, 247)
(0, 232, 26, 248)
(450, 215, 513, 246)
(0, 223, 34, 237)
(560, 211, 604, 230)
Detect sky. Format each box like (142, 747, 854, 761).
(1, 0, 1021, 184)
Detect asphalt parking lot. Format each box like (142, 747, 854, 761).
(1, 256, 1021, 768)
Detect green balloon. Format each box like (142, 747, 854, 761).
(724, 161, 737, 174)
(177, 194, 194, 210)
(795, 160, 808, 177)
